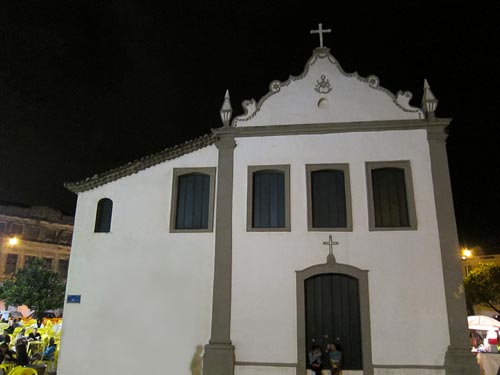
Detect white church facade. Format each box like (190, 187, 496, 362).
(60, 27, 478, 375)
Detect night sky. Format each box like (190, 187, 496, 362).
(0, 2, 498, 250)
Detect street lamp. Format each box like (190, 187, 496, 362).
(461, 248, 472, 260)
(8, 237, 18, 246)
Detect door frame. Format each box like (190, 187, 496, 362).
(296, 261, 373, 375)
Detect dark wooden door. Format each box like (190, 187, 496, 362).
(305, 273, 362, 370)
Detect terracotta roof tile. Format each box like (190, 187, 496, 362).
(65, 133, 217, 193)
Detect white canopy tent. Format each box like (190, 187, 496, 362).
(468, 315, 500, 331)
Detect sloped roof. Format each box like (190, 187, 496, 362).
(65, 133, 217, 193)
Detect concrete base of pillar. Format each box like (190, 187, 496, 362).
(444, 346, 480, 375)
(203, 342, 235, 375)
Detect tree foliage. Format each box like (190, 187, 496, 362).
(464, 262, 500, 314)
(0, 257, 66, 314)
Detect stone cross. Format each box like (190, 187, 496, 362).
(323, 235, 339, 258)
(310, 23, 331, 48)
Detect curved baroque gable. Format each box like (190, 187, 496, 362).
(233, 48, 423, 127)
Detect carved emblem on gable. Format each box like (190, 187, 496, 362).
(314, 75, 332, 94)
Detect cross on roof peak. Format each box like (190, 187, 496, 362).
(310, 23, 331, 48)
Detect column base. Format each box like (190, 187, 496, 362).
(203, 342, 235, 375)
(444, 346, 480, 375)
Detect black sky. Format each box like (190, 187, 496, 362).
(0, 1, 499, 249)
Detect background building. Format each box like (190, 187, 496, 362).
(461, 249, 500, 277)
(0, 202, 73, 282)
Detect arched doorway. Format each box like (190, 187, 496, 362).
(296, 261, 373, 375)
(305, 273, 362, 370)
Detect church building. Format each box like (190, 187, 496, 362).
(59, 25, 477, 375)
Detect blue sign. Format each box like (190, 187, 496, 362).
(67, 295, 81, 303)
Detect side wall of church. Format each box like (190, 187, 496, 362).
(231, 130, 450, 372)
(58, 145, 219, 375)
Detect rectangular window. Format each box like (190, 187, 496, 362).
(25, 225, 41, 240)
(10, 223, 24, 235)
(366, 161, 417, 230)
(170, 167, 216, 232)
(43, 258, 53, 269)
(5, 254, 18, 274)
(247, 165, 290, 231)
(42, 229, 56, 241)
(59, 231, 73, 244)
(58, 259, 69, 279)
(306, 164, 352, 231)
(0, 222, 6, 233)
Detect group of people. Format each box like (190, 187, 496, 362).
(0, 327, 57, 367)
(1, 318, 22, 336)
(308, 343, 342, 375)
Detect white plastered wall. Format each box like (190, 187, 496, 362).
(58, 145, 218, 375)
(231, 130, 449, 372)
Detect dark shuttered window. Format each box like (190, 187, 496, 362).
(44, 257, 53, 270)
(5, 254, 18, 274)
(170, 168, 215, 233)
(371, 167, 409, 227)
(252, 170, 286, 228)
(58, 259, 69, 279)
(175, 173, 210, 230)
(94, 198, 113, 233)
(311, 170, 347, 228)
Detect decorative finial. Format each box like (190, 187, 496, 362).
(220, 89, 232, 127)
(421, 79, 438, 119)
(310, 23, 331, 48)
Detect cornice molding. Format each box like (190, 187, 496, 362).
(0, 205, 73, 225)
(212, 127, 237, 150)
(66, 118, 450, 194)
(229, 118, 451, 138)
(215, 138, 236, 150)
(426, 126, 448, 142)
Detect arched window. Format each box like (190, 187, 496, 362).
(366, 161, 417, 230)
(170, 168, 216, 232)
(247, 165, 290, 231)
(94, 198, 113, 233)
(306, 164, 352, 230)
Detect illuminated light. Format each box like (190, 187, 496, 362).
(8, 237, 18, 246)
(463, 249, 472, 258)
